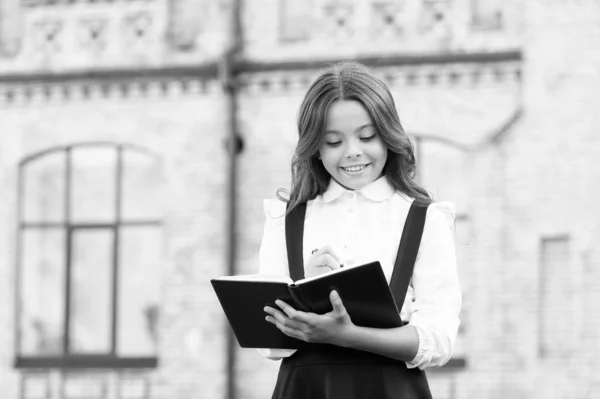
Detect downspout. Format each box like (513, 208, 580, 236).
(221, 0, 243, 399)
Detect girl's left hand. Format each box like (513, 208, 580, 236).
(264, 290, 354, 345)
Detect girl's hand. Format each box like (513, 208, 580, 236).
(305, 245, 343, 278)
(264, 290, 354, 345)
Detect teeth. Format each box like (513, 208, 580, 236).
(343, 165, 367, 172)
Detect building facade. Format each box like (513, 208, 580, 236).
(0, 0, 598, 398)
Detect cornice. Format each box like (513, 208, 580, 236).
(0, 51, 522, 106)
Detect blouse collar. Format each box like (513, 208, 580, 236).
(322, 176, 395, 203)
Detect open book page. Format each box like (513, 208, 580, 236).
(293, 263, 357, 286)
(214, 274, 293, 284)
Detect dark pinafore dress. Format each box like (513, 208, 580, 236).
(271, 200, 433, 399)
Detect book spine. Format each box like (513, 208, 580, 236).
(288, 285, 312, 312)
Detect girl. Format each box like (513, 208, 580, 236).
(259, 62, 461, 399)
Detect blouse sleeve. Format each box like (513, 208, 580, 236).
(406, 202, 462, 370)
(256, 199, 297, 360)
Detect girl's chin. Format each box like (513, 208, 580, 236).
(336, 175, 376, 191)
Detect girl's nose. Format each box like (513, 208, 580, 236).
(345, 138, 363, 158)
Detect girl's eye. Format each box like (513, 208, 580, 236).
(326, 141, 342, 147)
(360, 135, 375, 142)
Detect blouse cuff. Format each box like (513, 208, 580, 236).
(405, 324, 434, 370)
(256, 348, 297, 361)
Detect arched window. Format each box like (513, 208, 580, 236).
(16, 143, 163, 369)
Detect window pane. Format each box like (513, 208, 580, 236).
(70, 229, 113, 354)
(71, 147, 117, 223)
(20, 229, 65, 355)
(117, 226, 162, 356)
(122, 150, 162, 220)
(23, 151, 65, 223)
(540, 237, 571, 357)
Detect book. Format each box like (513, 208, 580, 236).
(210, 261, 403, 349)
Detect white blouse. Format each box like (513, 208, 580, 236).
(257, 176, 462, 370)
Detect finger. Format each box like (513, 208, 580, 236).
(275, 300, 311, 323)
(320, 254, 341, 269)
(329, 290, 347, 315)
(265, 306, 305, 330)
(319, 245, 341, 263)
(273, 321, 306, 341)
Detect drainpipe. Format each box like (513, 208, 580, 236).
(220, 0, 243, 399)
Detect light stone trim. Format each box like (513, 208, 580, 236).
(0, 78, 213, 107)
(0, 61, 522, 107)
(238, 61, 522, 95)
(22, 0, 156, 8)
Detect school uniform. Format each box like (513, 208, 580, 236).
(258, 176, 461, 399)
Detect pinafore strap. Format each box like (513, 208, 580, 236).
(285, 199, 429, 306)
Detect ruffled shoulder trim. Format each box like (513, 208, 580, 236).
(262, 198, 287, 225)
(426, 201, 457, 226)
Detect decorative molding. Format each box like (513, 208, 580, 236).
(19, 369, 153, 399)
(238, 61, 522, 95)
(78, 17, 109, 54)
(371, 1, 406, 40)
(122, 11, 154, 50)
(31, 19, 63, 56)
(15, 355, 158, 369)
(22, 0, 155, 8)
(322, 1, 355, 40)
(419, 0, 453, 35)
(0, 78, 215, 106)
(0, 52, 522, 106)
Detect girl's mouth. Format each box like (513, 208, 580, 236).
(341, 164, 369, 173)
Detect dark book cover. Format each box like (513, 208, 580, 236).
(211, 261, 403, 349)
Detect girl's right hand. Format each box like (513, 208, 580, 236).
(305, 245, 343, 278)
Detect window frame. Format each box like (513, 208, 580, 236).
(15, 142, 162, 369)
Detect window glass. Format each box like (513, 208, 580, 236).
(117, 226, 162, 356)
(69, 229, 114, 354)
(121, 150, 162, 220)
(17, 144, 163, 367)
(20, 229, 65, 355)
(70, 147, 117, 223)
(539, 237, 571, 357)
(23, 151, 65, 224)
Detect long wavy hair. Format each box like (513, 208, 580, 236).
(278, 62, 432, 213)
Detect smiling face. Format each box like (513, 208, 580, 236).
(318, 100, 388, 190)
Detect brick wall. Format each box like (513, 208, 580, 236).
(496, 0, 600, 397)
(0, 88, 232, 398)
(1, 0, 600, 398)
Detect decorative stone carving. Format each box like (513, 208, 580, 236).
(279, 0, 314, 42)
(78, 18, 108, 54)
(122, 12, 153, 51)
(419, 0, 453, 47)
(0, 77, 214, 107)
(322, 1, 355, 41)
(32, 19, 63, 56)
(471, 0, 504, 30)
(371, 1, 406, 39)
(166, 0, 208, 51)
(23, 0, 156, 6)
(0, 0, 23, 57)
